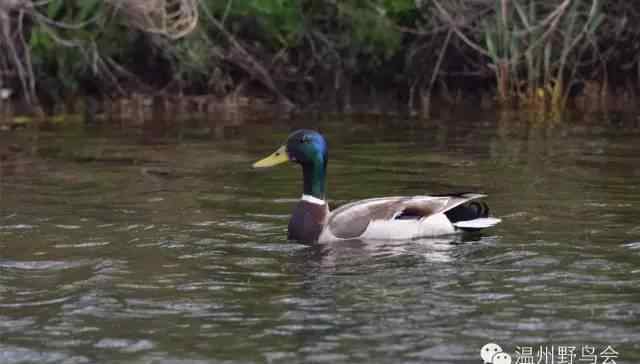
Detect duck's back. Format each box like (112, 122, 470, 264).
(317, 194, 500, 242)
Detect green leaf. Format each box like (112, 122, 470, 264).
(588, 14, 605, 34)
(78, 0, 101, 22)
(383, 0, 415, 13)
(486, 32, 497, 61)
(47, 0, 64, 19)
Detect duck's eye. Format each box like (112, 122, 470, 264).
(301, 136, 311, 144)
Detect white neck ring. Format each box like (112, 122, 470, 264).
(301, 194, 326, 205)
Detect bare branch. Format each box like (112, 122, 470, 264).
(106, 0, 198, 40)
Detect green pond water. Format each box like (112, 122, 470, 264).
(0, 109, 639, 363)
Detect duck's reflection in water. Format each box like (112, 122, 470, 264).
(294, 234, 490, 272)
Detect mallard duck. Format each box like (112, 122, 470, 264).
(253, 129, 501, 243)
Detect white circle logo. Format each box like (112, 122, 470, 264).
(492, 351, 512, 364)
(480, 343, 511, 364)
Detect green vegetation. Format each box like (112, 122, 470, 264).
(0, 0, 638, 113)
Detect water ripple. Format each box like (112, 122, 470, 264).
(94, 338, 154, 353)
(0, 260, 89, 271)
(0, 345, 89, 364)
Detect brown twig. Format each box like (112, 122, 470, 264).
(423, 28, 453, 113)
(199, 0, 295, 107)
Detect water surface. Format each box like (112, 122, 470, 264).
(1, 109, 639, 363)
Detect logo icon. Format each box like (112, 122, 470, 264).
(481, 343, 512, 364)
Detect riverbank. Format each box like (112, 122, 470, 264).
(1, 87, 639, 132)
(2, 1, 640, 116)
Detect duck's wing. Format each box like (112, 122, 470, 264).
(325, 193, 487, 240)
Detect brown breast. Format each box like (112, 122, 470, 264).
(287, 200, 329, 243)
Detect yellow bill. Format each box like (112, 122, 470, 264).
(252, 145, 289, 168)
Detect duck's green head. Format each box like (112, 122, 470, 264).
(253, 129, 328, 199)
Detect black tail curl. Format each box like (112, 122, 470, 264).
(445, 201, 490, 223)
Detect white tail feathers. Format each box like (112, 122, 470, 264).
(453, 217, 501, 230)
